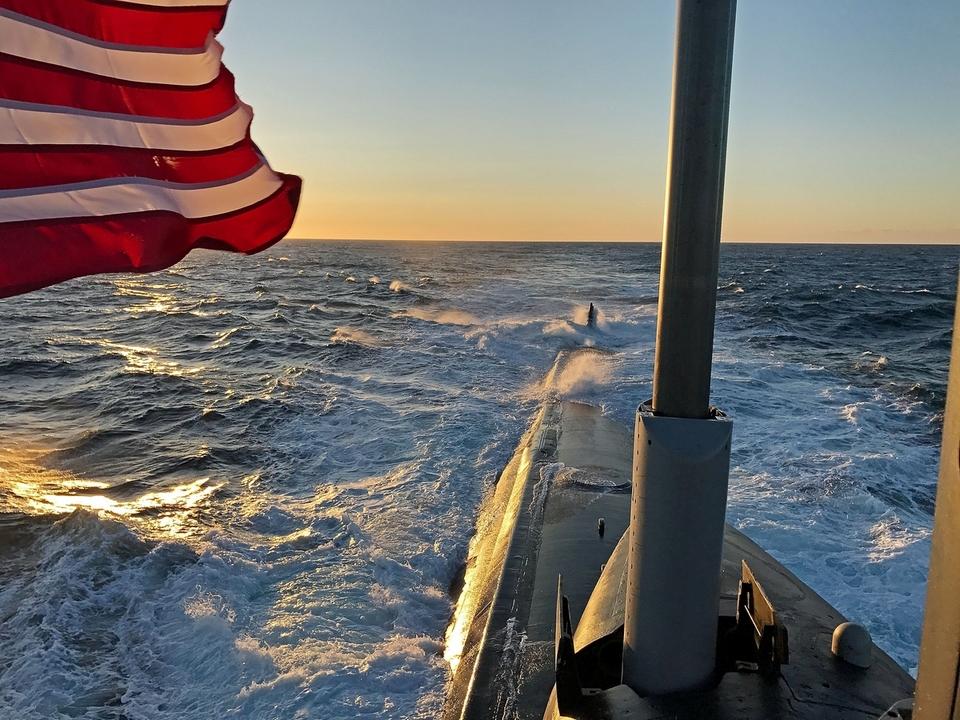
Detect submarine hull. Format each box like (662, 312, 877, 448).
(443, 353, 914, 720)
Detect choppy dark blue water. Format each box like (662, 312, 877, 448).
(0, 241, 955, 719)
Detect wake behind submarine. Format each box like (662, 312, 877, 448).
(441, 2, 960, 718)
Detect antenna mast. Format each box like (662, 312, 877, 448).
(622, 0, 737, 695)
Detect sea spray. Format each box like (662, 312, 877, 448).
(330, 327, 380, 347)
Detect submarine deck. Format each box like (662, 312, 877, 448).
(444, 383, 914, 719)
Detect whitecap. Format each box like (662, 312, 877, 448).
(840, 403, 861, 425)
(330, 327, 379, 347)
(399, 308, 480, 326)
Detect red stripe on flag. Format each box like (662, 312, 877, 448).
(0, 142, 262, 190)
(0, 54, 237, 120)
(0, 175, 301, 298)
(0, 0, 226, 50)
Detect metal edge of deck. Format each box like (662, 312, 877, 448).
(442, 399, 560, 720)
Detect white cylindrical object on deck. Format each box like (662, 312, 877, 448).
(622, 407, 732, 695)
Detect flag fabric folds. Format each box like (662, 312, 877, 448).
(0, 0, 301, 298)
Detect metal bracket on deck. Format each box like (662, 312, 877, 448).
(734, 560, 789, 676)
(555, 574, 583, 712)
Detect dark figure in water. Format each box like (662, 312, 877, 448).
(587, 302, 597, 328)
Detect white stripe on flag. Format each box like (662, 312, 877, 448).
(0, 12, 223, 86)
(0, 164, 282, 223)
(0, 103, 251, 150)
(112, 0, 229, 6)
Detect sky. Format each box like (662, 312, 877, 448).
(221, 1, 959, 243)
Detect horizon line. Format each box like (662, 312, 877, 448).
(284, 237, 960, 247)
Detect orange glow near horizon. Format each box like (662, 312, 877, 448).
(275, 122, 960, 244)
(284, 183, 960, 245)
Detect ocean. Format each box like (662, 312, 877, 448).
(0, 241, 955, 719)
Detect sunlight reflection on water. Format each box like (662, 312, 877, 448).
(1, 449, 222, 539)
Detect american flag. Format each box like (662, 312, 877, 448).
(0, 0, 301, 298)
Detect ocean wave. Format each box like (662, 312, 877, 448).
(398, 307, 480, 326)
(853, 283, 933, 295)
(525, 349, 615, 400)
(330, 327, 381, 347)
(0, 240, 954, 714)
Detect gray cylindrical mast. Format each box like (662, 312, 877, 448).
(652, 0, 737, 420)
(622, 0, 737, 697)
